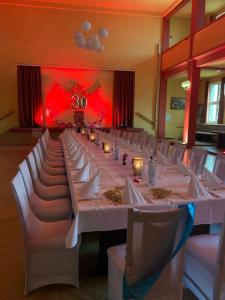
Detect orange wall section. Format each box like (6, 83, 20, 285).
(193, 17, 225, 57)
(161, 37, 190, 71)
(0, 4, 161, 133)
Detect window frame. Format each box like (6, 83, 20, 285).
(206, 82, 221, 124)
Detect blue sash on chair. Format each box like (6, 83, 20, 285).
(123, 203, 196, 300)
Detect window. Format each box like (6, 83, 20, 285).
(206, 82, 221, 124)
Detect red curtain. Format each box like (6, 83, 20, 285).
(218, 77, 225, 124)
(17, 65, 42, 127)
(113, 71, 135, 128)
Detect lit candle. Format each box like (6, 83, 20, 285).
(132, 157, 143, 176)
(104, 143, 110, 153)
(81, 127, 85, 135)
(90, 132, 96, 142)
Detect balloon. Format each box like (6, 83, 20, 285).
(98, 27, 109, 38)
(76, 37, 86, 48)
(97, 44, 104, 53)
(75, 31, 83, 39)
(82, 21, 92, 32)
(85, 38, 94, 50)
(94, 40, 101, 51)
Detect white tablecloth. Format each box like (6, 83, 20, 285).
(63, 131, 225, 248)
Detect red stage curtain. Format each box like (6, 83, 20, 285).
(17, 65, 42, 127)
(113, 71, 135, 128)
(218, 77, 225, 124)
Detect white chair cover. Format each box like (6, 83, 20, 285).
(26, 152, 70, 200)
(11, 172, 79, 295)
(189, 148, 207, 175)
(170, 143, 186, 164)
(108, 207, 189, 300)
(204, 167, 225, 191)
(184, 214, 225, 300)
(159, 140, 170, 156)
(213, 153, 225, 183)
(18, 160, 72, 222)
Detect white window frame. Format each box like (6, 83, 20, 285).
(206, 82, 221, 124)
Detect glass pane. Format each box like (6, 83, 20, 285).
(209, 83, 220, 103)
(207, 103, 219, 123)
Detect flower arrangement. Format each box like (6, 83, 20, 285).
(103, 186, 123, 203)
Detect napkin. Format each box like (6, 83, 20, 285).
(177, 158, 190, 176)
(69, 147, 81, 161)
(73, 160, 91, 182)
(79, 170, 101, 199)
(157, 151, 169, 165)
(187, 173, 210, 198)
(122, 176, 147, 205)
(72, 152, 85, 169)
(203, 167, 225, 190)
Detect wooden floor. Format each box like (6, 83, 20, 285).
(0, 132, 197, 299)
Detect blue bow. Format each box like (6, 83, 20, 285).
(123, 203, 196, 300)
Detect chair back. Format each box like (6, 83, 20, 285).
(37, 141, 45, 162)
(213, 153, 225, 183)
(18, 160, 34, 196)
(40, 135, 48, 153)
(171, 143, 186, 164)
(213, 214, 225, 300)
(125, 207, 188, 298)
(32, 146, 43, 171)
(160, 140, 170, 156)
(11, 172, 42, 241)
(26, 152, 39, 182)
(189, 148, 207, 175)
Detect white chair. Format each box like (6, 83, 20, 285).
(171, 143, 186, 164)
(146, 136, 157, 154)
(44, 128, 62, 148)
(39, 137, 65, 165)
(26, 152, 70, 200)
(189, 148, 207, 175)
(40, 136, 64, 161)
(183, 215, 225, 300)
(159, 140, 170, 157)
(19, 160, 72, 222)
(108, 207, 191, 300)
(32, 146, 68, 186)
(213, 153, 225, 183)
(11, 171, 79, 295)
(37, 142, 66, 172)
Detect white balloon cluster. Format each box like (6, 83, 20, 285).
(75, 21, 109, 53)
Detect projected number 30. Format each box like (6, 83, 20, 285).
(71, 94, 88, 110)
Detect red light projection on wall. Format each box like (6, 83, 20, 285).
(38, 67, 113, 128)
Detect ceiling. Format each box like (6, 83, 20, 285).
(0, 0, 182, 16)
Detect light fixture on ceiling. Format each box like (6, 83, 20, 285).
(75, 18, 109, 53)
(181, 80, 191, 91)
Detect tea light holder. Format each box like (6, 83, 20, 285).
(104, 143, 110, 153)
(90, 132, 96, 142)
(81, 127, 85, 135)
(132, 157, 143, 176)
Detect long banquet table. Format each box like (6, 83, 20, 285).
(61, 130, 225, 251)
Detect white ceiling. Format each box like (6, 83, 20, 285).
(0, 0, 182, 16)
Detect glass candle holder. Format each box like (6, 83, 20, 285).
(81, 127, 85, 135)
(90, 132, 96, 142)
(132, 157, 143, 176)
(104, 143, 110, 153)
